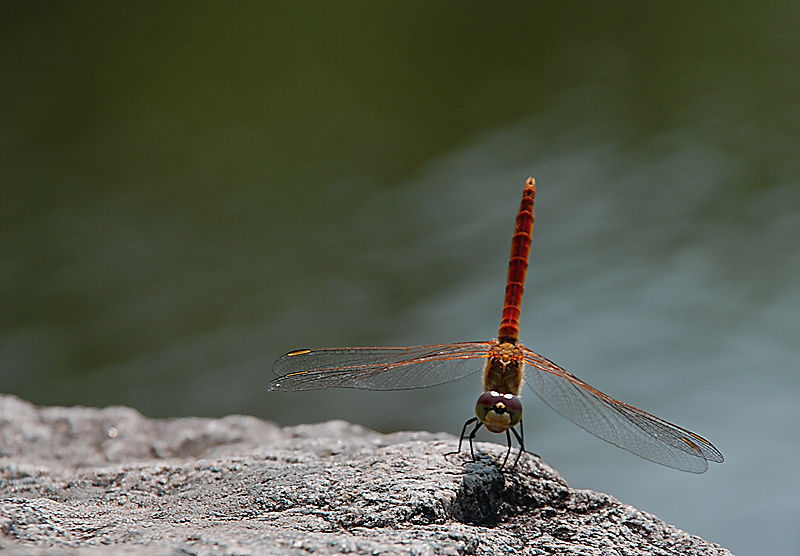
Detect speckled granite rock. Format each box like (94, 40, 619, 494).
(0, 394, 733, 555)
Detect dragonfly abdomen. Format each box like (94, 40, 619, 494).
(498, 177, 535, 342)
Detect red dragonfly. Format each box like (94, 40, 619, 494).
(270, 178, 724, 473)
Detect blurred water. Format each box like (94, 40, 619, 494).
(2, 4, 800, 555)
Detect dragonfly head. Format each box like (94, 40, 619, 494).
(475, 390, 522, 433)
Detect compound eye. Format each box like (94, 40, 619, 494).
(475, 391, 523, 428)
(475, 391, 500, 422)
(476, 391, 501, 408)
(500, 394, 523, 427)
(502, 393, 522, 416)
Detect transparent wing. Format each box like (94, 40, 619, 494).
(269, 342, 493, 391)
(521, 346, 724, 473)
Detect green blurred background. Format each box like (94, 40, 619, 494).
(2, 3, 799, 555)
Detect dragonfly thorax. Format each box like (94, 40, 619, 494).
(491, 341, 520, 362)
(483, 341, 525, 395)
(475, 390, 522, 433)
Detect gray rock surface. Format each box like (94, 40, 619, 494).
(0, 394, 733, 555)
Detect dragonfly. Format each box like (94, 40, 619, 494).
(269, 178, 724, 473)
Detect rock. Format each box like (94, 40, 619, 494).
(0, 394, 733, 555)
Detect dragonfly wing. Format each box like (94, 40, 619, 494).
(270, 342, 493, 391)
(521, 348, 723, 473)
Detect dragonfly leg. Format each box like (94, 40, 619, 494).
(509, 420, 526, 469)
(446, 417, 479, 460)
(465, 419, 483, 461)
(501, 429, 513, 468)
(450, 417, 484, 460)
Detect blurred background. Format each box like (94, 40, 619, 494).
(2, 3, 799, 555)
